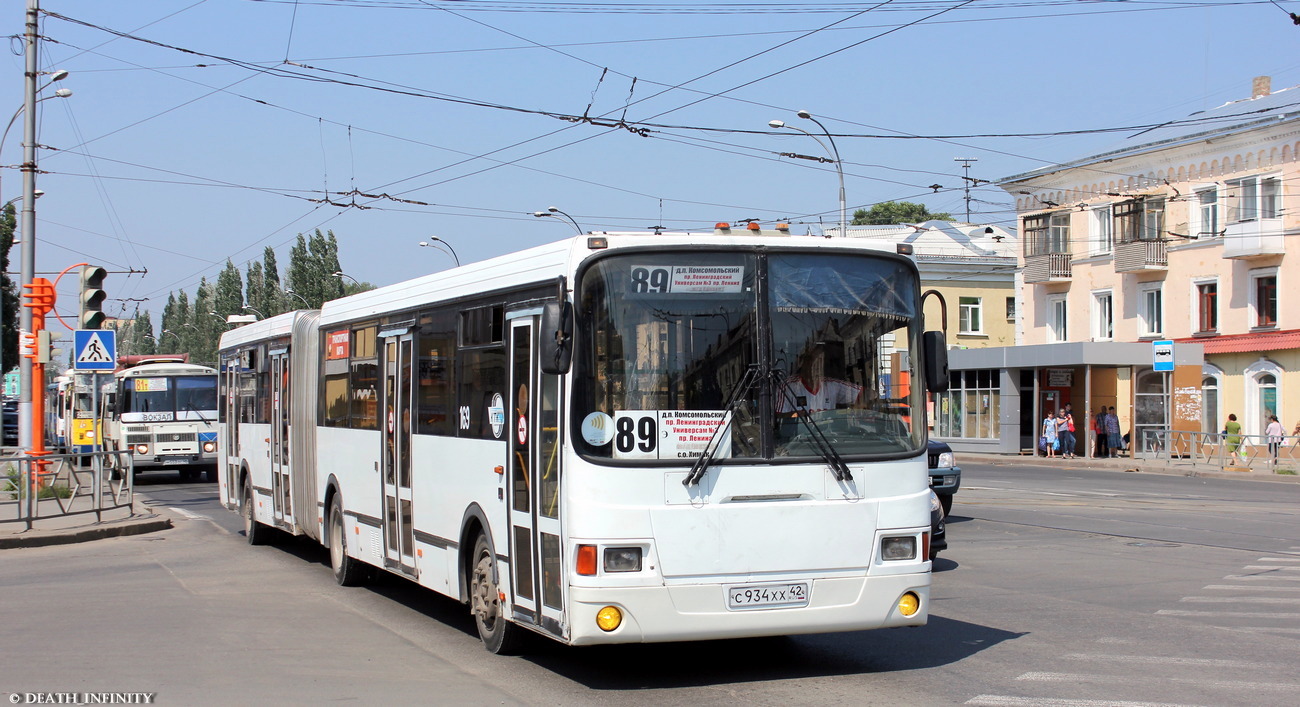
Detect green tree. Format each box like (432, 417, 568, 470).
(0, 204, 17, 373)
(245, 261, 265, 319)
(121, 311, 156, 356)
(851, 201, 954, 226)
(261, 246, 285, 315)
(191, 278, 216, 365)
(215, 259, 244, 320)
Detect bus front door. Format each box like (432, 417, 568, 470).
(222, 358, 240, 505)
(508, 318, 566, 639)
(380, 332, 416, 575)
(269, 349, 292, 529)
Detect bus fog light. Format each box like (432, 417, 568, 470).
(596, 606, 622, 632)
(203, 441, 216, 453)
(603, 547, 642, 572)
(898, 592, 920, 617)
(881, 536, 917, 561)
(135, 444, 149, 455)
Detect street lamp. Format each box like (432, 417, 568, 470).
(1, 72, 69, 169)
(332, 271, 360, 286)
(532, 206, 584, 235)
(242, 305, 265, 319)
(283, 289, 309, 307)
(418, 237, 461, 267)
(770, 109, 846, 237)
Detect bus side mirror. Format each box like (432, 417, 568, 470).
(540, 300, 573, 375)
(922, 331, 949, 393)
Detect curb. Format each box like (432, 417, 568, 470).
(0, 514, 173, 549)
(961, 453, 1300, 483)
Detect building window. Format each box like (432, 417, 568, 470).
(1092, 291, 1113, 341)
(1195, 187, 1219, 237)
(1005, 296, 1015, 321)
(959, 297, 983, 334)
(934, 369, 1000, 439)
(1091, 205, 1113, 253)
(1196, 281, 1217, 333)
(1251, 270, 1278, 328)
(1114, 198, 1165, 243)
(1139, 283, 1163, 337)
(1227, 175, 1281, 222)
(1047, 294, 1067, 343)
(1245, 359, 1284, 435)
(1202, 374, 1220, 435)
(1024, 211, 1070, 256)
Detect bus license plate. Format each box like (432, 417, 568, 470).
(726, 582, 809, 610)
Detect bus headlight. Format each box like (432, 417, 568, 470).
(603, 547, 642, 573)
(203, 442, 216, 453)
(880, 535, 917, 561)
(135, 444, 149, 456)
(596, 606, 622, 632)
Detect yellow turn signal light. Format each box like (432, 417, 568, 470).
(897, 592, 920, 617)
(596, 606, 622, 632)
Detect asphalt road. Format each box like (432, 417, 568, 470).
(2, 462, 1298, 705)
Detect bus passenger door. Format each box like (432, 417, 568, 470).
(269, 349, 292, 528)
(222, 358, 240, 501)
(508, 318, 566, 639)
(381, 332, 416, 575)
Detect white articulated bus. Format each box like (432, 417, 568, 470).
(105, 359, 220, 481)
(218, 228, 949, 653)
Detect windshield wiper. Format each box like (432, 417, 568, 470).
(185, 401, 213, 426)
(683, 364, 760, 487)
(769, 370, 853, 482)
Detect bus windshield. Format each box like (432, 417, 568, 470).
(575, 250, 924, 463)
(123, 376, 219, 414)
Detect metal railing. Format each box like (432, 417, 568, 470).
(0, 450, 135, 530)
(1148, 429, 1300, 473)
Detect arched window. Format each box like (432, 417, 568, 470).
(1202, 375, 1219, 435)
(1245, 359, 1284, 435)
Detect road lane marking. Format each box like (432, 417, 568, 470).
(1202, 584, 1300, 592)
(1015, 672, 1294, 691)
(1241, 565, 1300, 571)
(1256, 557, 1300, 562)
(1181, 596, 1300, 604)
(1157, 609, 1300, 619)
(168, 506, 207, 521)
(968, 696, 1203, 707)
(1223, 574, 1300, 581)
(1062, 653, 1284, 669)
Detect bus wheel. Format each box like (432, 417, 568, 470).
(470, 533, 522, 654)
(328, 495, 366, 587)
(203, 466, 217, 483)
(243, 479, 271, 546)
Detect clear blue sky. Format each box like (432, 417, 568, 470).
(6, 0, 1298, 326)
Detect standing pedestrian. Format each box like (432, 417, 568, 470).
(1223, 413, 1243, 465)
(1058, 408, 1076, 459)
(1095, 408, 1109, 458)
(1104, 406, 1122, 457)
(1266, 415, 1285, 465)
(1042, 410, 1059, 458)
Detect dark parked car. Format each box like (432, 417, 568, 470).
(929, 489, 946, 560)
(927, 438, 960, 516)
(2, 399, 16, 447)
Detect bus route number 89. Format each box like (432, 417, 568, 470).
(615, 415, 657, 454)
(630, 266, 670, 294)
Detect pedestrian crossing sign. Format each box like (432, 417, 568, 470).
(73, 329, 117, 371)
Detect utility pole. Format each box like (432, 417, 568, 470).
(19, 0, 39, 449)
(954, 157, 978, 223)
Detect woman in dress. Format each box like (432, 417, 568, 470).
(1042, 410, 1059, 458)
(1224, 413, 1243, 465)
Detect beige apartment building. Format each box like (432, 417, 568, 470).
(977, 77, 1299, 454)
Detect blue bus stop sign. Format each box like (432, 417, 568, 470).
(1152, 340, 1174, 372)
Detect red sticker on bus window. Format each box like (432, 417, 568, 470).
(517, 416, 527, 445)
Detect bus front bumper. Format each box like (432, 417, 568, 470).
(565, 572, 930, 646)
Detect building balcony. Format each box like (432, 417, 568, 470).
(1222, 218, 1284, 259)
(1114, 240, 1167, 273)
(1022, 252, 1072, 283)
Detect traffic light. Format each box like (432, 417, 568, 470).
(80, 265, 108, 329)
